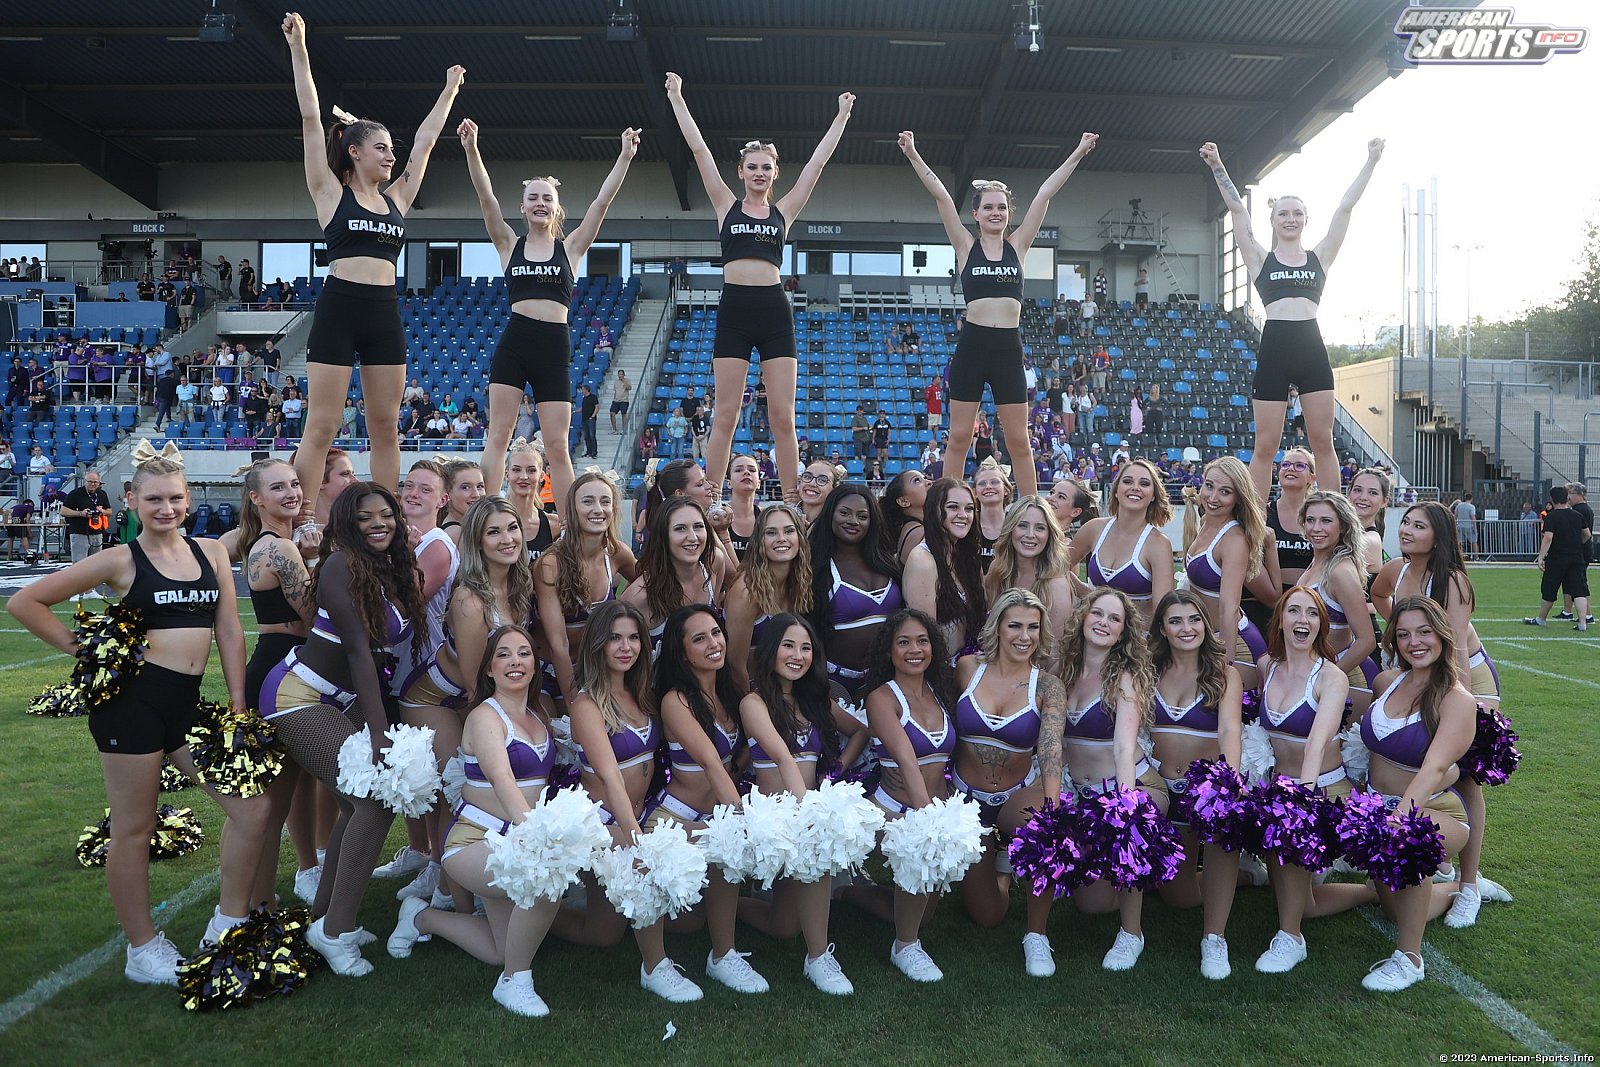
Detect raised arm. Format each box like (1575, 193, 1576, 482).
(386, 65, 467, 215)
(897, 131, 971, 255)
(1035, 671, 1068, 799)
(1314, 139, 1385, 268)
(565, 128, 641, 259)
(774, 92, 855, 221)
(456, 119, 517, 256)
(720, 578, 757, 694)
(1011, 132, 1098, 254)
(282, 13, 342, 219)
(664, 72, 736, 216)
(1199, 142, 1265, 274)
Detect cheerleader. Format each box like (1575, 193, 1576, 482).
(1041, 589, 1168, 971)
(807, 483, 904, 698)
(1346, 467, 1393, 586)
(1251, 587, 1374, 975)
(439, 459, 486, 543)
(642, 458, 737, 573)
(652, 605, 768, 994)
(1046, 476, 1096, 537)
(848, 608, 960, 982)
(257, 482, 426, 975)
(1356, 596, 1476, 991)
(460, 119, 639, 508)
(1181, 456, 1277, 687)
(534, 470, 637, 702)
(725, 453, 763, 562)
(951, 591, 1069, 976)
(898, 129, 1098, 496)
(1146, 590, 1248, 979)
(903, 478, 987, 661)
(283, 12, 464, 501)
(9, 444, 272, 984)
(796, 458, 843, 530)
(973, 458, 1013, 574)
(723, 503, 813, 690)
(555, 601, 701, 1004)
(620, 498, 728, 652)
(983, 497, 1075, 668)
(505, 439, 558, 562)
(1067, 457, 1174, 624)
(1201, 137, 1384, 500)
(387, 625, 560, 1016)
(736, 614, 869, 994)
(880, 468, 930, 567)
(1296, 491, 1379, 718)
(665, 72, 854, 500)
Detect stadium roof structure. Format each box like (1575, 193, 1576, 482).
(0, 0, 1423, 210)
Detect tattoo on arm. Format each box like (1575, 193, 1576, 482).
(1036, 675, 1066, 786)
(1212, 166, 1243, 206)
(266, 542, 310, 606)
(401, 170, 413, 183)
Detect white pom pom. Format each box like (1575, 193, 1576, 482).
(838, 701, 868, 726)
(1239, 721, 1275, 785)
(369, 723, 443, 817)
(787, 780, 885, 883)
(697, 803, 753, 879)
(483, 791, 611, 907)
(548, 714, 582, 768)
(879, 795, 985, 895)
(742, 787, 800, 889)
(1339, 724, 1369, 784)
(1135, 729, 1155, 761)
(441, 754, 467, 811)
(336, 726, 381, 798)
(595, 822, 709, 926)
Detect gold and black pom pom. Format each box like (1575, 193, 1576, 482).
(75, 804, 205, 868)
(70, 603, 149, 711)
(185, 702, 284, 799)
(27, 682, 88, 718)
(161, 759, 195, 792)
(177, 905, 321, 1011)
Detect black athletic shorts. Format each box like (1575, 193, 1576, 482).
(948, 321, 1026, 405)
(88, 662, 203, 755)
(246, 632, 304, 715)
(1542, 554, 1590, 602)
(1253, 318, 1333, 401)
(307, 277, 407, 367)
(713, 283, 796, 362)
(490, 314, 573, 404)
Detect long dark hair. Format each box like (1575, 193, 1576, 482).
(921, 477, 986, 637)
(652, 604, 744, 744)
(469, 623, 539, 709)
(639, 497, 716, 623)
(1382, 596, 1461, 739)
(880, 470, 923, 548)
(808, 482, 901, 647)
(325, 115, 390, 185)
(750, 613, 839, 766)
(311, 482, 426, 655)
(573, 601, 655, 733)
(859, 608, 959, 715)
(1403, 502, 1474, 611)
(1147, 589, 1229, 712)
(644, 458, 704, 514)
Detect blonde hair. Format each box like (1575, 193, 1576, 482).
(739, 140, 779, 164)
(520, 176, 567, 237)
(977, 588, 1047, 663)
(739, 504, 814, 617)
(1108, 456, 1173, 528)
(1181, 456, 1265, 581)
(970, 179, 1015, 213)
(129, 439, 186, 490)
(986, 498, 1069, 629)
(1058, 587, 1156, 726)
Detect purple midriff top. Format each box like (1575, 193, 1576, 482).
(872, 680, 954, 767)
(954, 664, 1041, 754)
(462, 699, 554, 788)
(1261, 660, 1323, 740)
(1184, 520, 1236, 595)
(1360, 674, 1432, 771)
(1150, 689, 1219, 735)
(1086, 518, 1156, 600)
(829, 561, 903, 631)
(1062, 695, 1116, 742)
(748, 723, 822, 767)
(578, 715, 660, 773)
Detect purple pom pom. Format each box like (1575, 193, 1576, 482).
(1337, 792, 1446, 891)
(1247, 776, 1339, 870)
(1178, 758, 1254, 853)
(1082, 785, 1185, 892)
(1458, 704, 1521, 787)
(1007, 798, 1099, 899)
(1239, 687, 1262, 725)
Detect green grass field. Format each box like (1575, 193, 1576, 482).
(0, 568, 1594, 1066)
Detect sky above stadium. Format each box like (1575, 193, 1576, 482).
(1247, 0, 1596, 346)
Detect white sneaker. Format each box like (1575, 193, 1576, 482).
(640, 957, 704, 1003)
(492, 970, 550, 1017)
(1432, 863, 1457, 884)
(293, 864, 321, 904)
(199, 907, 245, 949)
(430, 887, 457, 911)
(349, 927, 377, 947)
(307, 917, 374, 976)
(125, 932, 183, 986)
(705, 948, 769, 994)
(802, 945, 854, 995)
(397, 861, 441, 902)
(1477, 876, 1514, 903)
(1255, 930, 1308, 974)
(1199, 934, 1231, 980)
(1239, 854, 1269, 887)
(1362, 949, 1425, 992)
(890, 940, 944, 983)
(388, 896, 429, 959)
(994, 848, 1014, 877)
(1022, 932, 1055, 977)
(1102, 928, 1145, 971)
(374, 845, 431, 879)
(1443, 882, 1482, 929)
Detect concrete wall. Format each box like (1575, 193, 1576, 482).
(1332, 357, 1399, 456)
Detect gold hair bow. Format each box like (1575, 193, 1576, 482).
(132, 439, 185, 469)
(583, 465, 623, 488)
(428, 452, 453, 466)
(971, 179, 1010, 192)
(330, 105, 359, 125)
(643, 457, 662, 491)
(521, 176, 561, 188)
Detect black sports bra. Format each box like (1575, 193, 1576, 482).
(961, 241, 1023, 303)
(323, 185, 405, 265)
(1253, 250, 1325, 305)
(506, 237, 574, 305)
(248, 531, 301, 626)
(126, 537, 221, 630)
(719, 203, 785, 268)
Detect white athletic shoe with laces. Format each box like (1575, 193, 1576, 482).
(374, 845, 431, 879)
(1443, 882, 1482, 928)
(1361, 949, 1425, 992)
(125, 932, 183, 986)
(492, 970, 550, 1017)
(705, 948, 769, 994)
(293, 864, 321, 904)
(890, 940, 944, 983)
(802, 945, 854, 995)
(199, 907, 245, 949)
(388, 896, 430, 958)
(1477, 875, 1514, 903)
(640, 957, 704, 1003)
(397, 861, 441, 902)
(307, 917, 374, 976)
(1102, 928, 1146, 971)
(1255, 930, 1308, 974)
(1199, 934, 1232, 980)
(1022, 932, 1056, 977)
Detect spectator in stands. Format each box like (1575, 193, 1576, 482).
(281, 386, 304, 438)
(243, 387, 268, 438)
(27, 445, 53, 483)
(438, 392, 459, 419)
(797, 435, 814, 465)
(688, 403, 710, 462)
(214, 344, 235, 391)
(403, 378, 426, 407)
(1520, 500, 1542, 556)
(1454, 492, 1479, 561)
(757, 448, 777, 488)
(1023, 356, 1038, 404)
(27, 370, 53, 419)
(174, 377, 197, 424)
(1094, 266, 1108, 304)
(594, 324, 616, 357)
(237, 370, 258, 404)
(257, 339, 280, 388)
(972, 412, 994, 473)
(609, 369, 632, 432)
(1075, 383, 1097, 440)
(872, 410, 891, 461)
(6, 357, 27, 406)
(153, 369, 179, 432)
(1091, 345, 1111, 392)
(4, 495, 34, 559)
(1134, 267, 1150, 307)
(400, 404, 425, 443)
(216, 255, 232, 297)
(0, 440, 13, 490)
(578, 383, 599, 457)
(850, 405, 870, 458)
(423, 408, 450, 441)
(156, 277, 177, 306)
(925, 374, 942, 432)
(1143, 382, 1165, 438)
(450, 408, 477, 440)
(665, 406, 689, 460)
(1079, 295, 1097, 338)
(136, 274, 155, 302)
(513, 394, 538, 441)
(339, 396, 359, 438)
(1340, 456, 1359, 488)
(237, 258, 257, 304)
(208, 379, 230, 422)
(178, 285, 197, 329)
(638, 425, 658, 461)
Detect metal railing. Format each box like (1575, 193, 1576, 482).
(608, 290, 676, 473)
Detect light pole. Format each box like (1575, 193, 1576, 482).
(1452, 242, 1482, 496)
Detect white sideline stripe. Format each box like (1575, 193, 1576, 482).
(1357, 909, 1581, 1059)
(0, 654, 63, 671)
(1493, 659, 1600, 691)
(0, 870, 218, 1032)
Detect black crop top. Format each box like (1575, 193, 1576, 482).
(1253, 249, 1325, 305)
(719, 203, 785, 267)
(126, 537, 221, 630)
(248, 531, 301, 626)
(323, 185, 405, 265)
(507, 237, 574, 305)
(1266, 500, 1314, 582)
(526, 508, 556, 561)
(960, 240, 1023, 303)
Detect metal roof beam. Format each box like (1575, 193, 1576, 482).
(953, 41, 1020, 205)
(626, 9, 690, 212)
(0, 81, 158, 208)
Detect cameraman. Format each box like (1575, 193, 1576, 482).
(61, 470, 113, 601)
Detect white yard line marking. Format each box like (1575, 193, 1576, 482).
(1493, 659, 1600, 691)
(0, 870, 218, 1031)
(0, 654, 63, 671)
(1357, 909, 1582, 1059)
